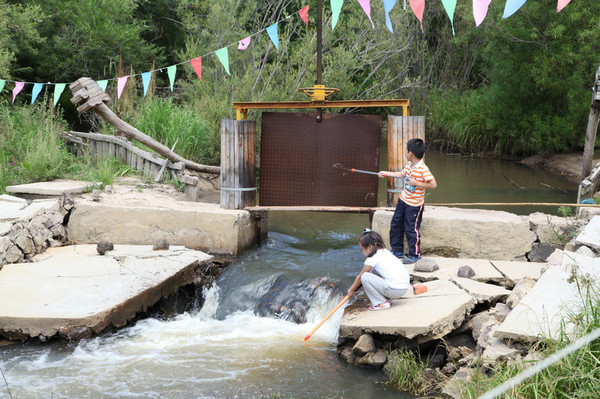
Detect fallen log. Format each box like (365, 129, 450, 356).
(69, 77, 220, 175)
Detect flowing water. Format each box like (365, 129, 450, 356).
(0, 152, 579, 398)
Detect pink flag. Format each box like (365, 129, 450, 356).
(12, 81, 24, 104)
(117, 76, 129, 99)
(190, 57, 202, 81)
(409, 0, 425, 32)
(473, 0, 492, 27)
(298, 5, 309, 28)
(238, 37, 251, 50)
(357, 0, 374, 29)
(557, 0, 571, 12)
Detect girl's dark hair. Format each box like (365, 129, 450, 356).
(359, 229, 385, 257)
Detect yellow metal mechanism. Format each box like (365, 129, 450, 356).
(298, 84, 339, 101)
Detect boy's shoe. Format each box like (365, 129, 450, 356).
(402, 255, 421, 264)
(369, 301, 391, 311)
(393, 251, 406, 259)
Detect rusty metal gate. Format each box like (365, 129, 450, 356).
(259, 112, 381, 206)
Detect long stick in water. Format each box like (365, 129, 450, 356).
(303, 295, 350, 341)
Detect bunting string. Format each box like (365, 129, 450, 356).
(0, 0, 575, 104)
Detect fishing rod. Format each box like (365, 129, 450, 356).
(303, 295, 349, 341)
(332, 163, 387, 177)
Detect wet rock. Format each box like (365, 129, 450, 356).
(355, 349, 387, 368)
(153, 239, 169, 250)
(353, 334, 376, 356)
(414, 259, 439, 272)
(457, 265, 475, 278)
(338, 346, 356, 364)
(96, 241, 114, 255)
(59, 326, 92, 341)
(255, 275, 341, 323)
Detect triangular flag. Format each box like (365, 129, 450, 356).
(141, 72, 152, 96)
(190, 57, 202, 81)
(97, 80, 108, 91)
(557, 0, 571, 12)
(383, 0, 397, 33)
(298, 5, 309, 28)
(0, 79, 5, 94)
(331, 0, 344, 30)
(441, 0, 457, 35)
(357, 0, 374, 29)
(473, 0, 492, 27)
(31, 83, 44, 104)
(215, 47, 231, 75)
(238, 37, 251, 50)
(167, 65, 177, 91)
(266, 23, 279, 50)
(503, 0, 527, 18)
(12, 81, 24, 104)
(409, 0, 425, 32)
(53, 83, 66, 106)
(117, 76, 128, 99)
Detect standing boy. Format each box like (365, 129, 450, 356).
(378, 138, 437, 264)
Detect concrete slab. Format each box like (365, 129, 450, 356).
(495, 251, 600, 342)
(575, 215, 600, 250)
(339, 279, 476, 342)
(0, 195, 28, 222)
(410, 257, 504, 283)
(0, 244, 212, 339)
(6, 179, 97, 196)
(450, 277, 511, 304)
(489, 260, 546, 285)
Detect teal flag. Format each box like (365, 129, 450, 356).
(266, 23, 279, 50)
(31, 83, 44, 104)
(142, 72, 152, 96)
(383, 0, 397, 33)
(0, 79, 5, 94)
(167, 65, 177, 91)
(503, 0, 527, 18)
(441, 0, 457, 35)
(53, 83, 66, 106)
(331, 0, 343, 30)
(215, 47, 230, 75)
(97, 80, 108, 91)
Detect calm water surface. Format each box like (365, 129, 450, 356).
(0, 152, 578, 398)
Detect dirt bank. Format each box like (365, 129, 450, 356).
(520, 153, 600, 184)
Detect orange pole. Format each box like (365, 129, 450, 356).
(303, 295, 350, 341)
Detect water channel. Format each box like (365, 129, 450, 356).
(0, 151, 579, 398)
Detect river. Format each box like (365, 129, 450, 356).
(0, 151, 578, 398)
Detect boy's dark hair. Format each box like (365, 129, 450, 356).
(359, 229, 385, 257)
(407, 138, 426, 159)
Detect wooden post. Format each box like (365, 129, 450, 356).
(386, 115, 425, 207)
(581, 64, 600, 181)
(220, 119, 257, 209)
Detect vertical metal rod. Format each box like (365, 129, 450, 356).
(317, 0, 322, 85)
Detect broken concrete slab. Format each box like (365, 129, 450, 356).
(495, 251, 600, 342)
(0, 195, 60, 224)
(339, 279, 477, 342)
(489, 260, 546, 286)
(410, 257, 505, 283)
(575, 215, 600, 251)
(6, 179, 97, 196)
(0, 244, 212, 340)
(450, 277, 511, 304)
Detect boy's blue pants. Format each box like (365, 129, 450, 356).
(390, 200, 424, 257)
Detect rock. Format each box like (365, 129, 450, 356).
(153, 239, 169, 250)
(353, 334, 376, 356)
(414, 259, 439, 272)
(355, 349, 387, 368)
(528, 212, 574, 245)
(506, 278, 537, 308)
(96, 241, 114, 255)
(476, 319, 500, 349)
(575, 245, 595, 257)
(338, 346, 356, 364)
(494, 303, 512, 321)
(546, 249, 564, 268)
(528, 242, 558, 262)
(441, 367, 476, 399)
(457, 265, 475, 278)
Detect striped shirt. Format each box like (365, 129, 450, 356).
(400, 159, 434, 207)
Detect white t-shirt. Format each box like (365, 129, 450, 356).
(364, 248, 410, 290)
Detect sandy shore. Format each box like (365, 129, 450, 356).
(520, 153, 600, 183)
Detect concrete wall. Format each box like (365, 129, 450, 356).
(67, 203, 256, 256)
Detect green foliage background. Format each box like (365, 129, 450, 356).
(0, 0, 598, 166)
